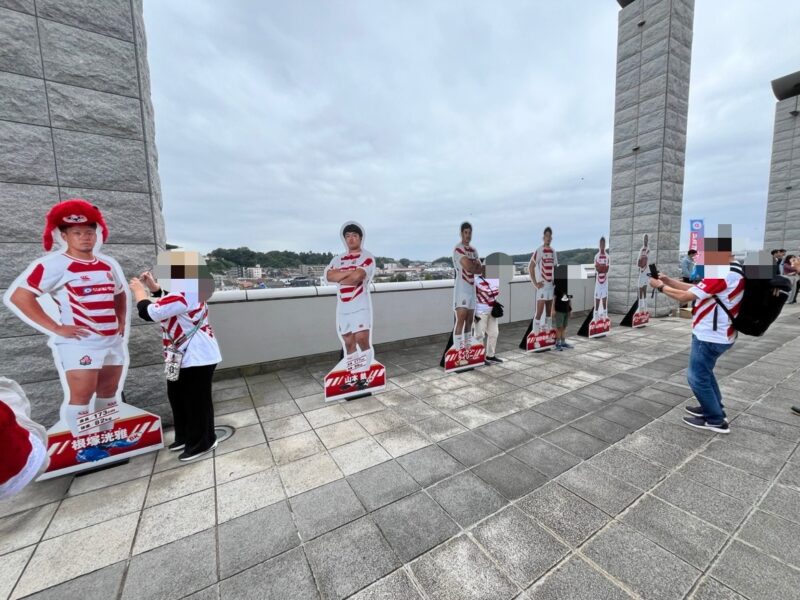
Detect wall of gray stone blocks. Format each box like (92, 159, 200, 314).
(763, 95, 800, 253)
(0, 0, 169, 425)
(608, 0, 693, 315)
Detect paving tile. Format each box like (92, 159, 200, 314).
(725, 426, 796, 460)
(134, 488, 216, 554)
(270, 430, 326, 465)
(256, 400, 300, 422)
(278, 452, 343, 497)
(391, 399, 441, 422)
(678, 455, 769, 504)
(557, 391, 607, 413)
(357, 409, 407, 435)
(504, 410, 562, 436)
(525, 556, 633, 600)
(621, 495, 727, 569)
(615, 395, 672, 418)
(146, 459, 214, 507)
(427, 471, 507, 528)
(438, 431, 502, 467)
(617, 432, 693, 469)
(588, 447, 666, 490)
(760, 483, 800, 525)
(397, 445, 463, 488)
(734, 413, 800, 442)
(0, 502, 57, 555)
(214, 444, 273, 484)
(317, 419, 369, 449)
(712, 540, 800, 600)
(446, 404, 496, 428)
(44, 477, 147, 539)
(215, 423, 266, 453)
(0, 476, 72, 517)
(13, 513, 138, 598)
(219, 546, 318, 599)
(216, 408, 260, 428)
(305, 404, 351, 428)
(1, 546, 33, 600)
(350, 569, 424, 600)
(472, 453, 547, 500)
(306, 517, 400, 600)
(473, 506, 568, 587)
(19, 562, 127, 600)
(595, 404, 652, 430)
(702, 438, 785, 478)
(154, 444, 213, 474)
(348, 460, 421, 512)
(544, 426, 609, 459)
(410, 535, 517, 600)
(583, 521, 700, 600)
(571, 414, 631, 444)
(67, 453, 155, 496)
(182, 584, 220, 600)
(330, 436, 392, 475)
(653, 474, 750, 533)
(290, 479, 366, 541)
(578, 385, 621, 403)
(214, 396, 254, 416)
(262, 414, 312, 441)
(373, 492, 459, 562)
(517, 482, 610, 547)
(411, 414, 467, 442)
(343, 396, 386, 418)
(218, 501, 299, 578)
(531, 400, 587, 423)
(511, 438, 581, 478)
(474, 419, 532, 450)
(217, 467, 285, 523)
(639, 420, 713, 449)
(690, 577, 748, 600)
(375, 425, 431, 457)
(557, 463, 640, 516)
(738, 509, 800, 566)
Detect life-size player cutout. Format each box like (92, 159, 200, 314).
(323, 222, 386, 401)
(442, 221, 486, 372)
(523, 226, 558, 351)
(3, 200, 163, 480)
(589, 236, 611, 337)
(622, 233, 652, 328)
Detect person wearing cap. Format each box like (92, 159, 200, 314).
(5, 200, 127, 438)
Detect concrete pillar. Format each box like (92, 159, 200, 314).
(608, 0, 694, 315)
(0, 0, 169, 424)
(763, 71, 800, 253)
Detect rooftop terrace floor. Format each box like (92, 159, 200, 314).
(3, 309, 800, 599)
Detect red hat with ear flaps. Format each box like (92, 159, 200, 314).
(42, 199, 109, 251)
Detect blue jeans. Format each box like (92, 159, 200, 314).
(687, 335, 731, 424)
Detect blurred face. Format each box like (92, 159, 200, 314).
(61, 225, 96, 253)
(599, 238, 606, 252)
(153, 250, 215, 303)
(344, 232, 362, 251)
(543, 230, 552, 245)
(643, 234, 649, 248)
(461, 227, 472, 245)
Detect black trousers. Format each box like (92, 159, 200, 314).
(167, 363, 217, 454)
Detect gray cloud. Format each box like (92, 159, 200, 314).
(143, 0, 800, 259)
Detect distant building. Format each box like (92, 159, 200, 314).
(226, 265, 245, 279)
(299, 264, 326, 278)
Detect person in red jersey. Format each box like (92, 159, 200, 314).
(529, 226, 558, 335)
(649, 233, 743, 433)
(6, 200, 127, 437)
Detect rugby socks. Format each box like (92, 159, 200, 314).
(93, 396, 118, 432)
(64, 404, 89, 437)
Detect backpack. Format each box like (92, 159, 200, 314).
(712, 263, 791, 336)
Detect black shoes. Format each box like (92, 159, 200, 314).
(179, 438, 218, 462)
(682, 416, 730, 434)
(486, 356, 503, 363)
(684, 406, 703, 418)
(791, 406, 800, 416)
(168, 441, 185, 452)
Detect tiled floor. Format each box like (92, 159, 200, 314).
(3, 310, 800, 599)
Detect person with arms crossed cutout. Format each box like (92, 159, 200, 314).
(452, 222, 481, 366)
(529, 226, 558, 337)
(593, 236, 610, 322)
(636, 233, 650, 315)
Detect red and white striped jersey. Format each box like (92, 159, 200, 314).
(532, 245, 558, 283)
(476, 277, 499, 313)
(19, 252, 124, 347)
(638, 247, 650, 273)
(594, 251, 610, 284)
(325, 251, 376, 305)
(147, 293, 221, 367)
(689, 269, 745, 344)
(453, 244, 478, 287)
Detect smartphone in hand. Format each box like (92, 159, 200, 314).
(649, 264, 659, 279)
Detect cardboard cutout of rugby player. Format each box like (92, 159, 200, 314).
(323, 222, 386, 401)
(2, 200, 163, 480)
(589, 236, 611, 337)
(443, 221, 486, 372)
(633, 233, 651, 327)
(524, 226, 558, 352)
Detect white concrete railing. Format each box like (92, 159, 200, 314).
(206, 275, 596, 369)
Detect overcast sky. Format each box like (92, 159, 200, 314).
(144, 1, 800, 260)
